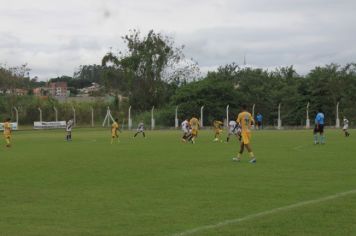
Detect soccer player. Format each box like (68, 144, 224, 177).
(233, 105, 256, 163)
(343, 116, 350, 137)
(65, 119, 73, 141)
(256, 113, 263, 130)
(189, 115, 200, 144)
(226, 120, 241, 142)
(134, 121, 146, 138)
(314, 109, 325, 144)
(213, 120, 224, 142)
(3, 118, 12, 148)
(181, 119, 191, 142)
(111, 118, 120, 144)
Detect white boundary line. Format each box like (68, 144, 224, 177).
(172, 188, 356, 236)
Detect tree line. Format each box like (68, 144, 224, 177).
(1, 29, 356, 127)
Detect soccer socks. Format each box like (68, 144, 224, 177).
(320, 135, 325, 144)
(5, 138, 10, 147)
(314, 134, 318, 144)
(66, 134, 72, 141)
(249, 152, 256, 163)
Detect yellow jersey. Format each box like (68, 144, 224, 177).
(111, 122, 119, 135)
(3, 122, 11, 136)
(237, 111, 254, 133)
(213, 120, 223, 129)
(189, 117, 199, 129)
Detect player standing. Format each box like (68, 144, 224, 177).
(189, 115, 200, 144)
(314, 109, 325, 144)
(65, 119, 73, 141)
(256, 113, 263, 130)
(134, 121, 146, 138)
(343, 116, 350, 137)
(213, 120, 224, 142)
(3, 118, 12, 148)
(233, 105, 256, 163)
(111, 118, 120, 144)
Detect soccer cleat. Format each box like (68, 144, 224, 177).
(232, 157, 240, 162)
(249, 159, 256, 163)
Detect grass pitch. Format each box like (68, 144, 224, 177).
(0, 128, 355, 235)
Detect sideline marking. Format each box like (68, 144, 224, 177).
(172, 188, 356, 236)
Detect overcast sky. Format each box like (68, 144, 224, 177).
(0, 0, 355, 80)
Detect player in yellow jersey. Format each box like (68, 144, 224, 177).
(189, 116, 200, 144)
(3, 118, 12, 148)
(111, 118, 120, 144)
(233, 105, 256, 163)
(213, 120, 224, 142)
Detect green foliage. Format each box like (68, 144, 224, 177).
(2, 29, 356, 127)
(168, 63, 356, 126)
(0, 64, 31, 92)
(0, 96, 111, 125)
(171, 78, 240, 124)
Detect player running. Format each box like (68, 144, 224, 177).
(189, 115, 200, 144)
(233, 105, 256, 163)
(213, 120, 224, 142)
(226, 120, 241, 142)
(181, 119, 191, 142)
(111, 118, 120, 144)
(134, 121, 146, 138)
(343, 116, 350, 137)
(3, 118, 12, 148)
(314, 109, 325, 144)
(65, 118, 73, 141)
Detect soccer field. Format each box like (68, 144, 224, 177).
(1, 128, 356, 236)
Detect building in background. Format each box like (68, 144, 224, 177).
(48, 82, 68, 97)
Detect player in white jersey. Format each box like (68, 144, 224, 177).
(134, 121, 146, 138)
(343, 117, 350, 137)
(181, 119, 191, 142)
(226, 120, 241, 142)
(66, 119, 73, 141)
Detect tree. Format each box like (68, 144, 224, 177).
(112, 29, 199, 111)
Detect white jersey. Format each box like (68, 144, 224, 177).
(228, 120, 238, 134)
(343, 118, 349, 130)
(66, 120, 73, 132)
(181, 120, 189, 133)
(137, 122, 145, 132)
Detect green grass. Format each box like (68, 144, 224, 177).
(0, 128, 355, 235)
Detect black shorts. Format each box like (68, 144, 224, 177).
(314, 124, 324, 133)
(257, 121, 262, 127)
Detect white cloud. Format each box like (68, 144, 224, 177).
(0, 0, 355, 79)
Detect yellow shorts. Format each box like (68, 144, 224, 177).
(215, 129, 222, 135)
(4, 134, 11, 139)
(191, 129, 198, 136)
(241, 131, 251, 144)
(112, 132, 118, 138)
